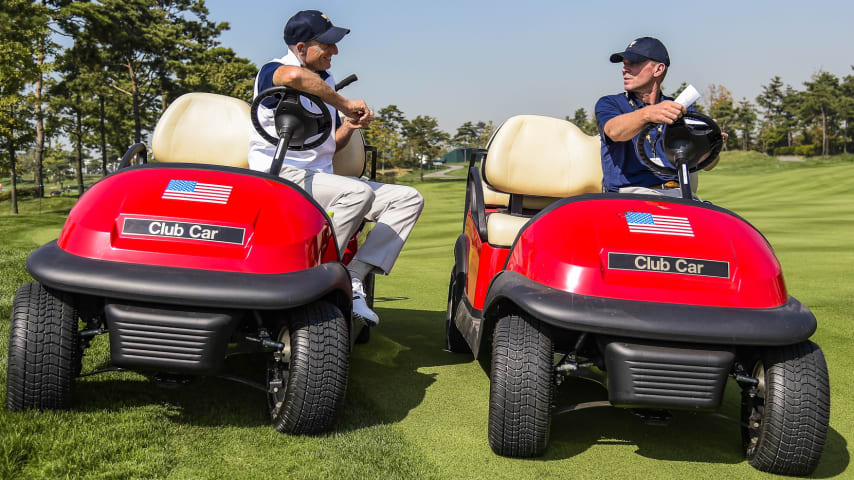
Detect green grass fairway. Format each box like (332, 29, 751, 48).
(0, 153, 851, 479)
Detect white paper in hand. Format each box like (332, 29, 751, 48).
(674, 84, 701, 108)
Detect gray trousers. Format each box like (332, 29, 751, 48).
(618, 186, 701, 200)
(278, 165, 424, 274)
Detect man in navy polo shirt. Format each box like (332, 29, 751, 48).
(594, 37, 691, 196)
(249, 10, 424, 326)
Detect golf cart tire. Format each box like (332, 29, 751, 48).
(445, 270, 470, 353)
(488, 313, 553, 457)
(272, 300, 349, 434)
(743, 341, 830, 476)
(6, 282, 81, 411)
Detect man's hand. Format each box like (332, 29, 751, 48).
(343, 109, 374, 129)
(336, 104, 373, 150)
(642, 100, 686, 125)
(340, 99, 372, 123)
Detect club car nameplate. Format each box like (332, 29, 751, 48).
(122, 218, 245, 245)
(608, 252, 729, 278)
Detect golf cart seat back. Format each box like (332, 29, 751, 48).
(483, 115, 602, 246)
(332, 115, 368, 177)
(152, 93, 251, 168)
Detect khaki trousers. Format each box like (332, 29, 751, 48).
(278, 165, 424, 274)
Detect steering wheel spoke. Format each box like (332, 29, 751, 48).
(250, 86, 333, 151)
(635, 112, 723, 175)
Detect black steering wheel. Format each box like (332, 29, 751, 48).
(636, 111, 723, 175)
(250, 86, 332, 151)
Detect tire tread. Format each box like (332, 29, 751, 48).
(748, 341, 830, 475)
(488, 313, 553, 457)
(273, 301, 349, 434)
(6, 282, 80, 411)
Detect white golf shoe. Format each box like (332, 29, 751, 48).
(351, 277, 379, 326)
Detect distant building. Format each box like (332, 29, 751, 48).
(440, 147, 479, 165)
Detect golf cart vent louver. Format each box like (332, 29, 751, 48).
(113, 322, 208, 362)
(604, 340, 734, 410)
(105, 302, 242, 375)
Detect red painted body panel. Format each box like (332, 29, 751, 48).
(58, 167, 337, 274)
(469, 198, 787, 310)
(464, 214, 510, 310)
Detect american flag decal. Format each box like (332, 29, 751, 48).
(162, 180, 232, 205)
(625, 211, 694, 237)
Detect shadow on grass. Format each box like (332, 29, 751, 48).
(534, 377, 849, 476)
(70, 306, 465, 434)
(336, 306, 471, 433)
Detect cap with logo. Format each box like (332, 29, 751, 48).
(284, 10, 350, 45)
(610, 37, 670, 66)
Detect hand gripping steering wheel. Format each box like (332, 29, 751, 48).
(250, 86, 333, 151)
(635, 111, 723, 175)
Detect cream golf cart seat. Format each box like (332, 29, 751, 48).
(482, 115, 603, 246)
(332, 117, 373, 178)
(152, 93, 251, 167)
(151, 93, 373, 179)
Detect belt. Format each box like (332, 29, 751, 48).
(651, 181, 680, 189)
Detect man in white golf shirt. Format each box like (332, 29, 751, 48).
(248, 10, 424, 327)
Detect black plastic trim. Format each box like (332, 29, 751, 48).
(119, 143, 148, 169)
(468, 148, 487, 170)
(604, 339, 734, 409)
(483, 271, 816, 346)
(106, 302, 242, 375)
(453, 234, 468, 279)
(27, 241, 352, 311)
(465, 166, 489, 240)
(365, 144, 377, 180)
(456, 294, 484, 358)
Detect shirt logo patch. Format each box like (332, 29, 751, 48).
(162, 180, 232, 205)
(625, 211, 694, 237)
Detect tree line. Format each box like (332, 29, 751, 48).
(1, 0, 256, 214)
(362, 107, 494, 180)
(0, 0, 493, 211)
(4, 1, 851, 214)
(567, 72, 854, 158)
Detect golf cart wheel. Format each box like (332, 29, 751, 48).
(445, 269, 470, 353)
(741, 341, 830, 476)
(6, 282, 81, 411)
(270, 300, 349, 434)
(488, 313, 553, 457)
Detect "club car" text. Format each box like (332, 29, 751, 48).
(607, 252, 730, 278)
(122, 218, 246, 245)
(148, 221, 220, 240)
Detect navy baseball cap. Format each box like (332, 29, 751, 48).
(284, 10, 350, 45)
(610, 37, 670, 66)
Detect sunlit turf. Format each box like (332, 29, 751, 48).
(0, 153, 851, 478)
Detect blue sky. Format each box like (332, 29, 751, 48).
(207, 0, 854, 133)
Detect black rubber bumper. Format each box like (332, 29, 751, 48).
(483, 271, 816, 346)
(27, 241, 351, 310)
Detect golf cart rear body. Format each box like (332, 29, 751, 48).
(446, 115, 828, 474)
(26, 163, 351, 376)
(8, 89, 377, 434)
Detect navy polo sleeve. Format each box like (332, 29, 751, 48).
(594, 96, 621, 145)
(256, 62, 284, 108)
